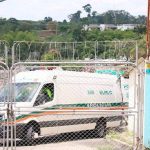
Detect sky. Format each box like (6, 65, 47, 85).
(0, 0, 148, 21)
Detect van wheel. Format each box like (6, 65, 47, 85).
(23, 123, 40, 145)
(26, 126, 38, 139)
(95, 118, 106, 138)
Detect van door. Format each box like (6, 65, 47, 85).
(33, 83, 58, 136)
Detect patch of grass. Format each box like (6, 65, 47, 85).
(106, 128, 133, 146)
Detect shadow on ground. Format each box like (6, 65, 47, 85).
(0, 129, 102, 147)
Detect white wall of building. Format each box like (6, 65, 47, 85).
(128, 60, 144, 134)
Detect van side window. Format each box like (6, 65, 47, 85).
(34, 83, 54, 106)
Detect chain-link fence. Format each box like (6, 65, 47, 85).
(0, 61, 139, 150)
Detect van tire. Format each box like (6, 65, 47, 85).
(95, 118, 106, 138)
(23, 121, 40, 145)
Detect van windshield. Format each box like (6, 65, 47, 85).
(0, 83, 40, 102)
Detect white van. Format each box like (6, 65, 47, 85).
(0, 69, 128, 141)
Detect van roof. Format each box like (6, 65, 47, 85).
(13, 70, 118, 83)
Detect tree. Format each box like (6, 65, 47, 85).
(92, 11, 97, 17)
(0, 18, 6, 25)
(58, 20, 69, 33)
(8, 18, 18, 24)
(135, 15, 146, 24)
(2, 31, 38, 46)
(76, 10, 82, 21)
(100, 10, 137, 24)
(134, 25, 146, 34)
(83, 4, 92, 17)
(18, 22, 32, 31)
(68, 10, 82, 22)
(0, 0, 6, 2)
(91, 11, 98, 23)
(44, 17, 52, 23)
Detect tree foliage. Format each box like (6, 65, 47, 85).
(83, 4, 92, 17)
(1, 31, 38, 46)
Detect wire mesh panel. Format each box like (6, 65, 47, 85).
(0, 41, 9, 65)
(12, 41, 138, 64)
(0, 65, 9, 107)
(0, 114, 6, 150)
(8, 61, 140, 149)
(0, 62, 9, 150)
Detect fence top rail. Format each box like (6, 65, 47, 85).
(11, 61, 136, 69)
(13, 40, 137, 44)
(0, 40, 9, 44)
(0, 61, 9, 70)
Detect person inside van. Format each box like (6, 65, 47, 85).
(42, 86, 53, 102)
(34, 83, 54, 106)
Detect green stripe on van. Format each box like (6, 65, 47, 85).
(44, 102, 128, 110)
(15, 102, 128, 121)
(0, 102, 128, 123)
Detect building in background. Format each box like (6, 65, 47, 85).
(83, 24, 139, 31)
(117, 24, 138, 31)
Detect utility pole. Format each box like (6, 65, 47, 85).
(146, 0, 150, 59)
(143, 1, 150, 149)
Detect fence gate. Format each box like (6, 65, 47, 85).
(9, 60, 142, 150)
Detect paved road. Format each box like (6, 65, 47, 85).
(0, 138, 131, 150)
